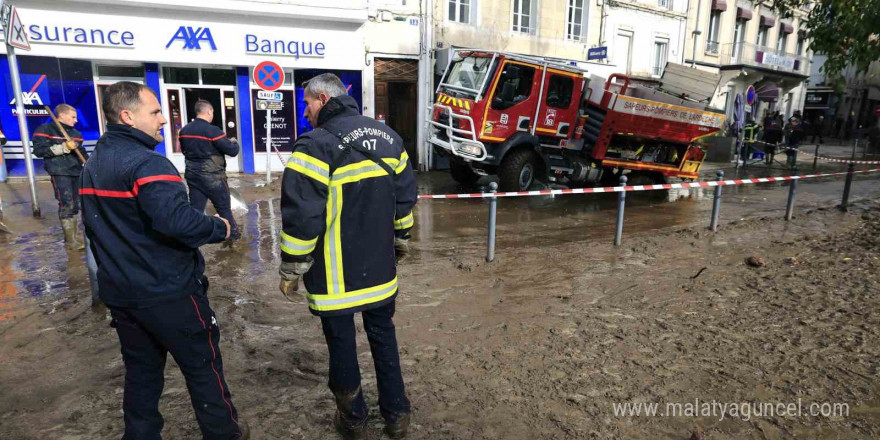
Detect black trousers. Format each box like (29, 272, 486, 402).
(109, 287, 242, 440)
(186, 172, 239, 240)
(320, 300, 411, 423)
(50, 174, 80, 219)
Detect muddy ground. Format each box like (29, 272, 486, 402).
(1, 162, 879, 439)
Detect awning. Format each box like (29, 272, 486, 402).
(737, 7, 753, 20)
(760, 15, 775, 27)
(711, 0, 728, 11)
(782, 22, 794, 34)
(755, 81, 779, 102)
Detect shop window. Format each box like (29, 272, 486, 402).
(491, 63, 535, 110)
(546, 75, 573, 108)
(163, 67, 199, 84)
(201, 68, 236, 86)
(96, 64, 144, 79)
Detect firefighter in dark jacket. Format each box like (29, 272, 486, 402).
(279, 74, 417, 440)
(80, 82, 248, 440)
(179, 100, 241, 240)
(32, 104, 89, 250)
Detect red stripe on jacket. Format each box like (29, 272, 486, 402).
(80, 175, 183, 198)
(179, 134, 227, 141)
(34, 133, 85, 141)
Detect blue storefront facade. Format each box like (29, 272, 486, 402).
(0, 2, 367, 179)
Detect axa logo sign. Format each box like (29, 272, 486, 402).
(10, 91, 44, 106)
(166, 26, 217, 50)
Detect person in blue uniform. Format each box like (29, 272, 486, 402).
(179, 100, 241, 240)
(279, 73, 417, 439)
(80, 81, 248, 440)
(32, 104, 89, 250)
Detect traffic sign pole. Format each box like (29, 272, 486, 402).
(4, 3, 40, 217)
(266, 109, 272, 182)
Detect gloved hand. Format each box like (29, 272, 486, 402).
(50, 144, 70, 156)
(64, 140, 78, 152)
(279, 258, 313, 301)
(394, 237, 410, 263)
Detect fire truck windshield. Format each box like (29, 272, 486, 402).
(441, 54, 496, 97)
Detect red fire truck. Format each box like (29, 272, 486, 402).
(429, 50, 726, 191)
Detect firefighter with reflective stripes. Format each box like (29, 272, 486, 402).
(179, 100, 241, 240)
(32, 104, 89, 250)
(742, 116, 759, 162)
(80, 82, 248, 440)
(279, 74, 417, 440)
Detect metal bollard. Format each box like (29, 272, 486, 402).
(614, 175, 627, 246)
(813, 144, 819, 170)
(84, 235, 101, 306)
(785, 166, 798, 221)
(710, 170, 724, 232)
(839, 162, 855, 212)
(486, 181, 498, 262)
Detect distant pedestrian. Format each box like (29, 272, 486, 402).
(810, 114, 825, 144)
(31, 104, 89, 250)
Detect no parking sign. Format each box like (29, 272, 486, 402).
(253, 61, 284, 91)
(746, 85, 756, 106)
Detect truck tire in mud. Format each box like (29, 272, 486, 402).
(450, 159, 481, 185)
(499, 148, 539, 191)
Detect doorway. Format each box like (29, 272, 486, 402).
(165, 87, 237, 153)
(163, 66, 239, 170)
(374, 58, 419, 164)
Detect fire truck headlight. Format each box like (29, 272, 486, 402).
(454, 143, 483, 157)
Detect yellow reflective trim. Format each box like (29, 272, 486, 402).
(292, 151, 329, 171)
(333, 185, 344, 294)
(280, 231, 317, 255)
(287, 151, 330, 186)
(323, 185, 345, 295)
(464, 101, 471, 110)
(307, 277, 399, 312)
(395, 150, 409, 174)
(330, 158, 400, 186)
(394, 212, 414, 230)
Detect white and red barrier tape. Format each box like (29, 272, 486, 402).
(418, 168, 880, 200)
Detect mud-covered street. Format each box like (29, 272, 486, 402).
(2, 158, 879, 439)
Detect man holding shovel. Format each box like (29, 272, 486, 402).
(32, 104, 88, 250)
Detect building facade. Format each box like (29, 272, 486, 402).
(0, 0, 823, 178)
(1, 0, 373, 178)
(683, 0, 812, 123)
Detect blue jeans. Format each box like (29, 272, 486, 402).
(320, 300, 411, 423)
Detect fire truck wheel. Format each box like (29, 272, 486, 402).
(450, 160, 481, 185)
(499, 148, 540, 191)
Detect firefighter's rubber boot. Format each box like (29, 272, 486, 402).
(384, 412, 411, 439)
(332, 387, 368, 440)
(61, 218, 85, 251)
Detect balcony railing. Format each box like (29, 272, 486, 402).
(706, 40, 720, 55)
(721, 42, 809, 75)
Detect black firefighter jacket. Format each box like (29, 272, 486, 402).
(179, 118, 239, 176)
(32, 121, 88, 176)
(80, 124, 228, 308)
(280, 95, 417, 317)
